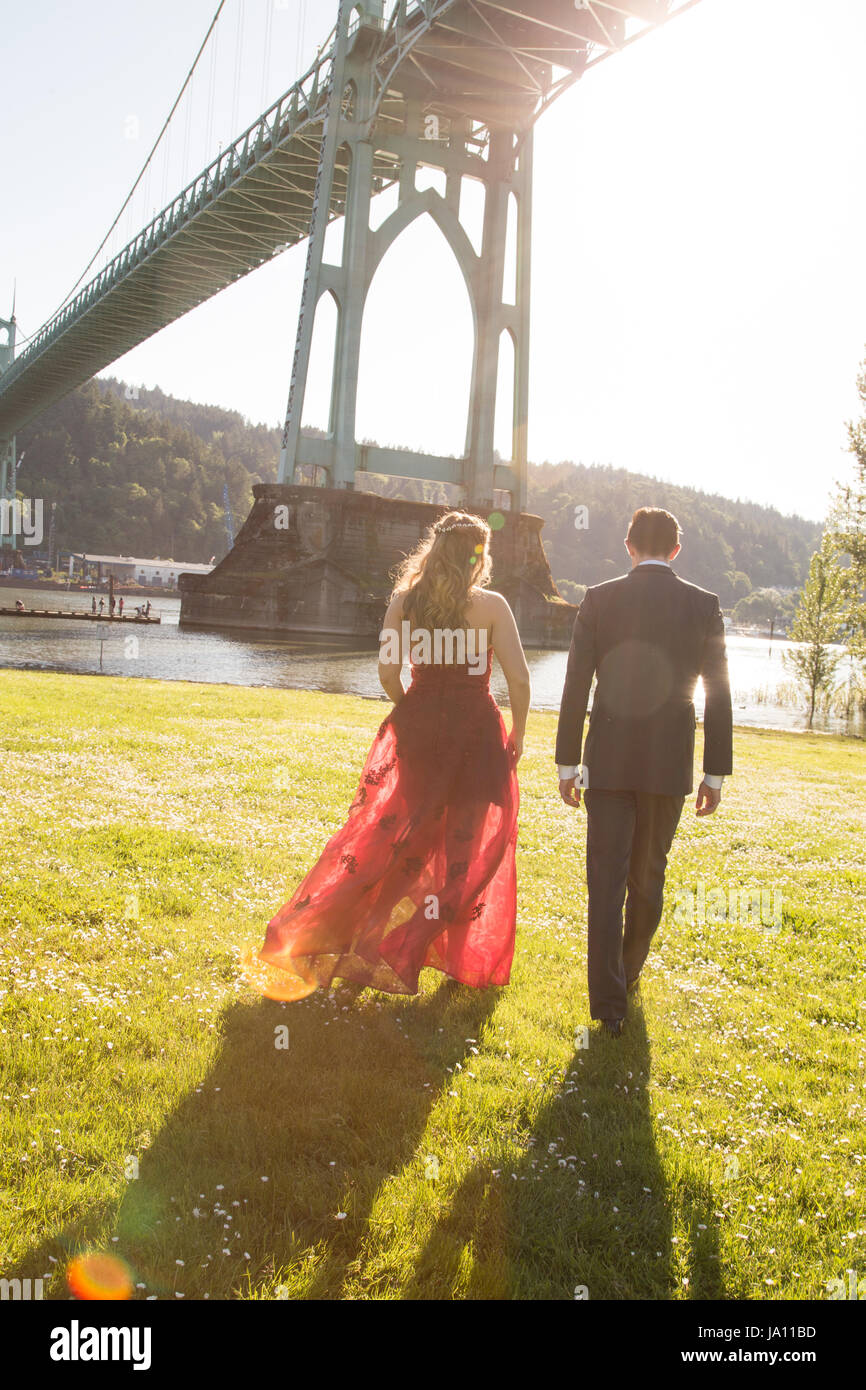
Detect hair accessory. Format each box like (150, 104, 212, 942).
(435, 518, 479, 534)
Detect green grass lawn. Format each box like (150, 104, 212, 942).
(1, 668, 864, 1301)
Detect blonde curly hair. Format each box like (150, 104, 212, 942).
(390, 511, 492, 633)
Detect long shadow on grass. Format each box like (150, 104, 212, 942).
(403, 1002, 724, 1300)
(8, 978, 498, 1300)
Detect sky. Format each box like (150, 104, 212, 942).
(4, 0, 866, 523)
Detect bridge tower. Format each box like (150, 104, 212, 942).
(0, 311, 16, 549)
(181, 0, 591, 643)
(279, 0, 531, 515)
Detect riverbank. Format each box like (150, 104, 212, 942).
(1, 587, 859, 734)
(0, 575, 177, 595)
(1, 669, 863, 1300)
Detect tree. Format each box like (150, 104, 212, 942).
(783, 539, 847, 727)
(732, 587, 794, 628)
(720, 569, 752, 605)
(828, 357, 866, 658)
(556, 578, 586, 605)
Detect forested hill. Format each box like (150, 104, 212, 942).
(17, 377, 277, 564)
(528, 462, 821, 605)
(16, 377, 821, 602)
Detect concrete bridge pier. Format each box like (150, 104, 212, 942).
(179, 484, 576, 649)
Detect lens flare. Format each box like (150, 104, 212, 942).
(66, 1252, 134, 1301)
(487, 511, 506, 531)
(239, 941, 318, 1001)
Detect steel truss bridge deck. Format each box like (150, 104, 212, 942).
(0, 1, 695, 439)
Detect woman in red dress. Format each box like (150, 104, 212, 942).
(244, 511, 531, 1000)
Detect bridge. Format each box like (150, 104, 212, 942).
(0, 0, 699, 641)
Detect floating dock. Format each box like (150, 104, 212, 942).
(0, 608, 160, 623)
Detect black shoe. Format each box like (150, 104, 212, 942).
(600, 1018, 624, 1038)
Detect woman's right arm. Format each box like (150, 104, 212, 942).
(488, 592, 531, 762)
(377, 593, 407, 705)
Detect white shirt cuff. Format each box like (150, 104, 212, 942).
(558, 765, 588, 787)
(558, 765, 723, 790)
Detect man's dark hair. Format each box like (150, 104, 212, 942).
(626, 507, 682, 557)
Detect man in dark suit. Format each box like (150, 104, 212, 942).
(555, 507, 733, 1037)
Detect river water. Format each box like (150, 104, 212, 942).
(0, 585, 860, 735)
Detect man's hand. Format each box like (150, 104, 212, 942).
(695, 781, 721, 817)
(559, 776, 581, 808)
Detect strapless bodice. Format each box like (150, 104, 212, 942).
(408, 644, 493, 692)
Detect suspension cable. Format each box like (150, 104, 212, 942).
(230, 0, 246, 136)
(261, 0, 274, 108)
(52, 0, 228, 319)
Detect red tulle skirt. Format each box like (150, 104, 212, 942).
(252, 653, 519, 996)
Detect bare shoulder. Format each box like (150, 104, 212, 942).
(383, 589, 405, 620)
(469, 587, 511, 617)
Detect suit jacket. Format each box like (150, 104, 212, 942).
(555, 565, 733, 796)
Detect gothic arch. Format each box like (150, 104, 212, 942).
(366, 188, 479, 329)
(355, 209, 475, 456)
(302, 289, 341, 435)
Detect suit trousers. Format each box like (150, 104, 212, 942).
(584, 788, 685, 1020)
